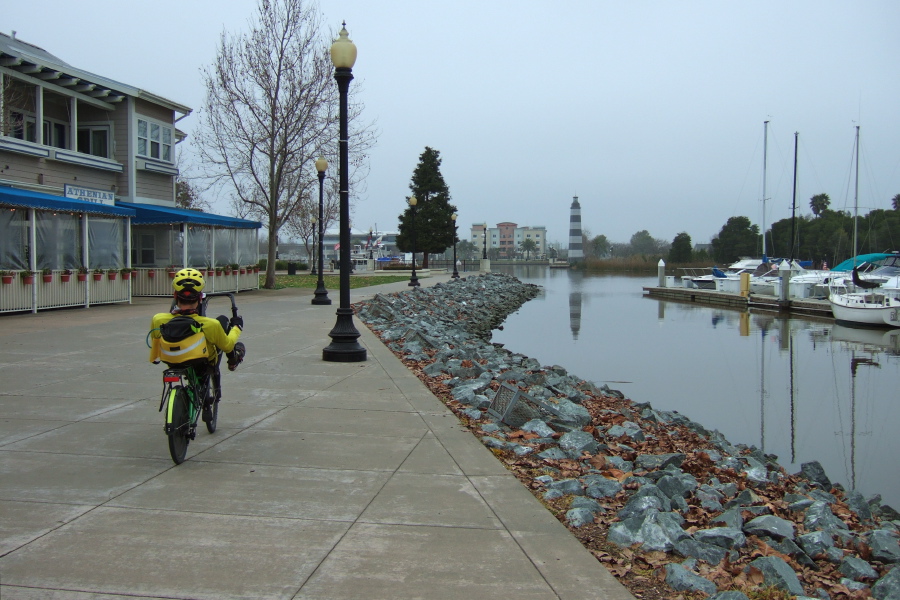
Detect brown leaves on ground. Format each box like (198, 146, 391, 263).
(372, 328, 894, 600)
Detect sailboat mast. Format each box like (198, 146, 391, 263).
(762, 120, 769, 260)
(791, 131, 798, 261)
(853, 125, 860, 262)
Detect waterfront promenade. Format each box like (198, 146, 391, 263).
(0, 274, 635, 600)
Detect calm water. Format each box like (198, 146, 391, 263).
(491, 265, 900, 509)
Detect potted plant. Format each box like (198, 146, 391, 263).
(1, 270, 12, 284)
(167, 266, 177, 278)
(61, 269, 72, 283)
(206, 266, 216, 277)
(223, 265, 232, 275)
(77, 266, 88, 282)
(147, 268, 156, 279)
(41, 268, 53, 283)
(231, 263, 240, 274)
(92, 268, 104, 281)
(253, 264, 260, 273)
(120, 267, 132, 280)
(21, 270, 35, 284)
(239, 266, 247, 275)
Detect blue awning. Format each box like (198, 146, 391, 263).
(116, 202, 261, 229)
(0, 185, 136, 218)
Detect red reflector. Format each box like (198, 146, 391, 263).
(163, 376, 180, 382)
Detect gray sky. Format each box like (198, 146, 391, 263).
(7, 1, 900, 247)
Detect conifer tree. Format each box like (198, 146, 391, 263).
(396, 147, 458, 268)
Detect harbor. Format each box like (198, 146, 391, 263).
(642, 284, 834, 318)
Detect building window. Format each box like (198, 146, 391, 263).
(10, 112, 68, 148)
(137, 118, 173, 162)
(77, 125, 110, 158)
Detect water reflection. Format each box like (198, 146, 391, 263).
(492, 266, 900, 508)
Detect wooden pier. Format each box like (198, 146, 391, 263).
(642, 286, 833, 319)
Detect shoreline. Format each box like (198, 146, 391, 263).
(355, 272, 900, 600)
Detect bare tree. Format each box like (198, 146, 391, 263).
(193, 0, 375, 288)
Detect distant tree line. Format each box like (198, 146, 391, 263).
(584, 192, 900, 267)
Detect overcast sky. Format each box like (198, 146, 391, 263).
(7, 1, 899, 246)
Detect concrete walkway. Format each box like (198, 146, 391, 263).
(0, 273, 635, 600)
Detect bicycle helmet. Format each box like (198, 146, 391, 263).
(172, 268, 205, 302)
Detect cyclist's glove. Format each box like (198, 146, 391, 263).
(230, 315, 243, 331)
(227, 342, 246, 371)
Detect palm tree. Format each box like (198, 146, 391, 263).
(891, 193, 900, 211)
(520, 238, 538, 260)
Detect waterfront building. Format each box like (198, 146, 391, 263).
(469, 222, 547, 259)
(0, 31, 260, 313)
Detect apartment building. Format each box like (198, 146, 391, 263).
(469, 222, 546, 258)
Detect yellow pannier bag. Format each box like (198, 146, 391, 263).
(157, 316, 209, 366)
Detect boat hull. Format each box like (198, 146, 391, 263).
(829, 292, 900, 328)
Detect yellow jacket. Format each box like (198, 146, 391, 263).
(149, 312, 241, 364)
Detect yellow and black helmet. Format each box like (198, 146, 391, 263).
(172, 268, 204, 301)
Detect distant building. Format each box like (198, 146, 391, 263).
(469, 222, 547, 259)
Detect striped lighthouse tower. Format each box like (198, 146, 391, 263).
(568, 195, 583, 262)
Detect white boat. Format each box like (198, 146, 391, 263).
(830, 276, 900, 327)
(691, 258, 765, 289)
(827, 127, 900, 327)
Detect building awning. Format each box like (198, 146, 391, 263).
(116, 202, 261, 229)
(0, 185, 136, 218)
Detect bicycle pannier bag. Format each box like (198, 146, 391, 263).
(158, 316, 209, 365)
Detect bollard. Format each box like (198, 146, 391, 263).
(779, 260, 791, 302)
(658, 259, 665, 287)
(740, 272, 750, 297)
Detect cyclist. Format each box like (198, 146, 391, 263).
(148, 269, 245, 417)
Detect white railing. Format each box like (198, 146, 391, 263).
(131, 268, 260, 297)
(0, 270, 131, 314)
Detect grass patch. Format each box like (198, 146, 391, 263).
(260, 274, 411, 290)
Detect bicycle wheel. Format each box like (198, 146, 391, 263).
(167, 386, 191, 464)
(204, 375, 219, 434)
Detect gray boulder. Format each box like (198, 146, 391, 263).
(869, 530, 900, 564)
(558, 430, 599, 459)
(674, 539, 727, 565)
(584, 477, 623, 500)
(694, 527, 747, 550)
(607, 510, 685, 552)
(664, 563, 717, 595)
(548, 478, 583, 496)
(751, 556, 806, 596)
(799, 460, 832, 489)
(634, 452, 686, 471)
(565, 507, 595, 528)
(657, 473, 699, 499)
(743, 515, 796, 540)
(797, 530, 834, 558)
(804, 501, 849, 532)
(839, 555, 879, 581)
(521, 419, 555, 438)
(873, 567, 900, 600)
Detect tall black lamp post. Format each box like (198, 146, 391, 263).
(368, 229, 374, 260)
(312, 157, 330, 305)
(310, 216, 317, 275)
(408, 196, 420, 287)
(451, 213, 459, 279)
(323, 23, 365, 362)
(482, 228, 488, 259)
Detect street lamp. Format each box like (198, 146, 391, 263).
(368, 229, 374, 260)
(323, 23, 365, 362)
(312, 157, 330, 305)
(310, 216, 317, 275)
(451, 213, 459, 279)
(482, 228, 488, 259)
(408, 196, 420, 287)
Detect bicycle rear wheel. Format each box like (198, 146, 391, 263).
(167, 386, 191, 464)
(204, 375, 219, 434)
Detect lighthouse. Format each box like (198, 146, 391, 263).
(568, 195, 583, 262)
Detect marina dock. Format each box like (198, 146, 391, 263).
(642, 285, 834, 319)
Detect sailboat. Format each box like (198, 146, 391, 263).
(828, 126, 900, 327)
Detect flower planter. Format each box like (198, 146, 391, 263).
(61, 274, 71, 282)
(1, 275, 13, 284)
(93, 273, 103, 281)
(168, 271, 177, 278)
(207, 270, 216, 277)
(42, 274, 53, 283)
(148, 270, 156, 279)
(122, 272, 131, 280)
(240, 268, 246, 275)
(108, 272, 117, 281)
(216, 271, 223, 277)
(77, 274, 87, 282)
(22, 276, 34, 285)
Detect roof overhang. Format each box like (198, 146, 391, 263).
(0, 185, 135, 218)
(116, 202, 261, 229)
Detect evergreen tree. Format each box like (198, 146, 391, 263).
(668, 232, 693, 263)
(711, 216, 759, 263)
(395, 147, 458, 268)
